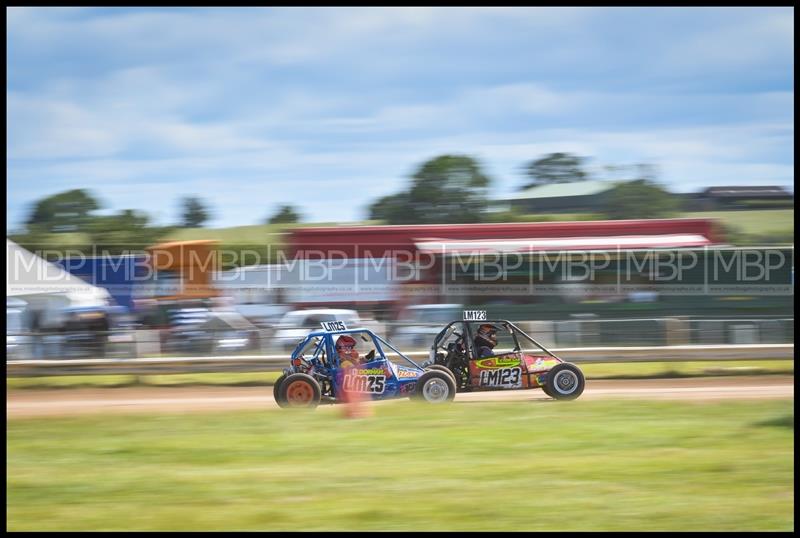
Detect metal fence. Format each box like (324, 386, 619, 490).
(6, 344, 795, 377)
(383, 317, 795, 350)
(6, 317, 795, 366)
(514, 317, 795, 348)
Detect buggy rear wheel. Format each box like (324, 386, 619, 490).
(424, 365, 457, 386)
(413, 370, 457, 404)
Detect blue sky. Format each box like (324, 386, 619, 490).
(6, 7, 794, 230)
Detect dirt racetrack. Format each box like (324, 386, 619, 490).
(6, 375, 794, 419)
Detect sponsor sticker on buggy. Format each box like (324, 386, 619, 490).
(355, 368, 386, 376)
(399, 382, 417, 395)
(463, 310, 487, 321)
(479, 367, 523, 388)
(321, 320, 348, 332)
(475, 357, 521, 369)
(525, 356, 559, 372)
(396, 367, 419, 378)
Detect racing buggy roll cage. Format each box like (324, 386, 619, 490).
(288, 328, 427, 400)
(292, 328, 426, 368)
(429, 320, 561, 390)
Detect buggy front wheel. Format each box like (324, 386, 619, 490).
(273, 373, 289, 408)
(545, 363, 585, 401)
(278, 373, 322, 408)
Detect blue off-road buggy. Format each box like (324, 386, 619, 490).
(273, 322, 458, 408)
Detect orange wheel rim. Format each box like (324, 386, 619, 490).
(286, 381, 313, 404)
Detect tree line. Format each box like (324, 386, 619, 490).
(11, 152, 681, 255)
(10, 189, 303, 256)
(368, 152, 679, 224)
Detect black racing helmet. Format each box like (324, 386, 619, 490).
(475, 323, 499, 348)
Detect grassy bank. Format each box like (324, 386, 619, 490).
(7, 399, 793, 531)
(491, 209, 794, 244)
(37, 209, 792, 249)
(683, 209, 793, 240)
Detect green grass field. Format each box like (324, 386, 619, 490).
(162, 223, 295, 244)
(7, 399, 793, 531)
(161, 220, 373, 244)
(500, 209, 794, 246)
(683, 209, 793, 238)
(6, 360, 793, 390)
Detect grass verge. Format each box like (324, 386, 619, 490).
(6, 360, 793, 391)
(7, 399, 794, 531)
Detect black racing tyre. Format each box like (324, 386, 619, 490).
(545, 363, 585, 401)
(424, 365, 457, 386)
(278, 373, 322, 408)
(273, 373, 289, 408)
(413, 370, 457, 404)
(540, 382, 555, 398)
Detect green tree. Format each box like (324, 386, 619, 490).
(523, 152, 589, 189)
(84, 209, 174, 253)
(368, 192, 415, 223)
(181, 196, 210, 228)
(602, 179, 680, 220)
(25, 189, 101, 233)
(11, 208, 174, 257)
(267, 205, 302, 224)
(370, 155, 492, 224)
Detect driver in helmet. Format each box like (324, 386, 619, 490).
(474, 324, 499, 358)
(335, 335, 361, 369)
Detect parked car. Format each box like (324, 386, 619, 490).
(162, 307, 211, 354)
(391, 304, 463, 349)
(164, 307, 260, 355)
(61, 305, 134, 358)
(233, 303, 291, 328)
(202, 311, 261, 354)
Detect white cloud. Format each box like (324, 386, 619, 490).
(7, 93, 125, 158)
(7, 7, 794, 229)
(658, 9, 793, 75)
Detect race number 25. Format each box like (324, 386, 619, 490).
(343, 375, 386, 393)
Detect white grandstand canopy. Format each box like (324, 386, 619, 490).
(6, 239, 111, 307)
